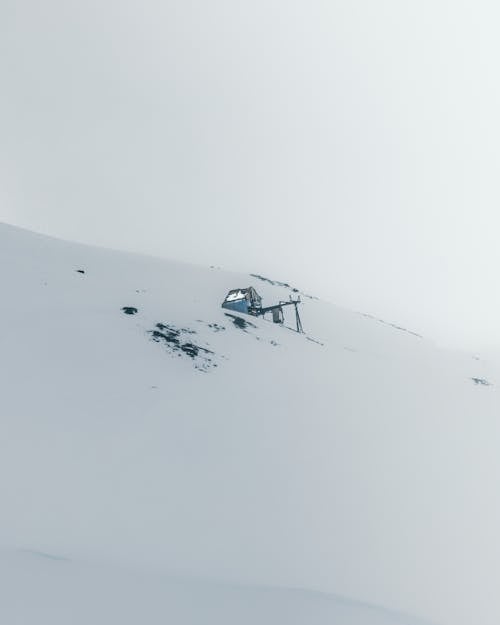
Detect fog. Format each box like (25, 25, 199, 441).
(1, 0, 499, 350)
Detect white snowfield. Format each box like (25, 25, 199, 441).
(1, 223, 499, 625)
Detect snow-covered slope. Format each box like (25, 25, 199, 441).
(1, 222, 499, 625)
(1, 550, 431, 625)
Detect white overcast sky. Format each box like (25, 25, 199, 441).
(1, 0, 499, 350)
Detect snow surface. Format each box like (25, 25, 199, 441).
(0, 549, 430, 625)
(1, 222, 499, 625)
(224, 288, 247, 302)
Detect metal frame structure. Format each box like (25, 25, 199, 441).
(259, 296, 303, 333)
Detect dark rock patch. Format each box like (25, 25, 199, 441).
(250, 274, 291, 288)
(361, 313, 423, 339)
(306, 336, 324, 346)
(151, 323, 183, 346)
(249, 273, 317, 300)
(471, 377, 491, 386)
(208, 323, 226, 332)
(149, 323, 216, 371)
(224, 313, 257, 330)
(196, 321, 226, 333)
(181, 343, 200, 358)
